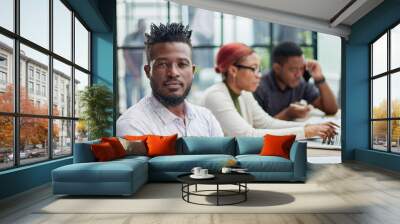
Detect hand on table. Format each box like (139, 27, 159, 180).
(304, 122, 340, 143)
(286, 103, 312, 119)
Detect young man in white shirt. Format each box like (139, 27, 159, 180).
(117, 23, 223, 137)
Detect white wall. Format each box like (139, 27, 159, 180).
(317, 33, 341, 105)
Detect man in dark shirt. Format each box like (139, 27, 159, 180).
(254, 42, 338, 121)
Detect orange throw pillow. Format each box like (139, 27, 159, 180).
(259, 134, 296, 159)
(146, 134, 178, 157)
(101, 137, 126, 158)
(91, 142, 117, 161)
(124, 135, 149, 141)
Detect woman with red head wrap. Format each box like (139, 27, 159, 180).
(201, 42, 337, 139)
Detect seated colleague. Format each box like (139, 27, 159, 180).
(253, 42, 338, 121)
(202, 42, 337, 140)
(117, 23, 223, 137)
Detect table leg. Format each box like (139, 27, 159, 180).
(217, 184, 219, 206)
(245, 183, 247, 201)
(187, 184, 190, 202)
(181, 184, 183, 200)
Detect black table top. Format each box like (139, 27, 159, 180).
(177, 172, 255, 185)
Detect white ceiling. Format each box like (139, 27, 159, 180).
(227, 0, 352, 22)
(170, 0, 384, 38)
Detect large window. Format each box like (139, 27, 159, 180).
(117, 0, 318, 113)
(0, 54, 8, 89)
(370, 23, 400, 153)
(0, 0, 91, 170)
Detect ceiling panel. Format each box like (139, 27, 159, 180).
(226, 0, 352, 21)
(171, 0, 384, 38)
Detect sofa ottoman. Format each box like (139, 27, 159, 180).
(52, 156, 148, 196)
(52, 144, 149, 196)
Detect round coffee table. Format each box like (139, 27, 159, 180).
(177, 172, 255, 206)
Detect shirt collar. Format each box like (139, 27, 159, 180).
(270, 71, 288, 92)
(224, 81, 241, 99)
(184, 102, 196, 120)
(148, 94, 196, 125)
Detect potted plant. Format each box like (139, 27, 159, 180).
(79, 84, 113, 140)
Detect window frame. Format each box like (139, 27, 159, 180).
(0, 0, 92, 171)
(0, 53, 7, 88)
(369, 19, 400, 154)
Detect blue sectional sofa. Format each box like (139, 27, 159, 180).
(52, 137, 307, 196)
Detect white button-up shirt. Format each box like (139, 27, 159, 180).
(116, 95, 224, 137)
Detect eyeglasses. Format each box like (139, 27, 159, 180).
(233, 64, 260, 74)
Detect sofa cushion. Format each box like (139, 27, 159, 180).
(52, 157, 149, 195)
(115, 155, 150, 164)
(53, 158, 147, 183)
(236, 155, 293, 172)
(53, 163, 134, 183)
(236, 137, 263, 155)
(179, 137, 236, 155)
(148, 154, 235, 172)
(74, 140, 100, 163)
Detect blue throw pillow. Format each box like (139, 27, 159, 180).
(179, 137, 235, 155)
(236, 137, 263, 155)
(73, 139, 100, 163)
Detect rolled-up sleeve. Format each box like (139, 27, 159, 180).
(203, 87, 306, 139)
(303, 82, 320, 103)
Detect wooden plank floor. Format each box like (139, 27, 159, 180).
(1, 149, 400, 224)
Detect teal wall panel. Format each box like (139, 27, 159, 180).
(0, 158, 72, 199)
(91, 32, 115, 135)
(355, 148, 400, 172)
(344, 0, 400, 172)
(92, 32, 114, 87)
(343, 44, 369, 159)
(91, 0, 116, 134)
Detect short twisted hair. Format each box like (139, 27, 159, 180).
(272, 42, 303, 65)
(145, 23, 192, 63)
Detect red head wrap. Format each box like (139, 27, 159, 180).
(215, 43, 253, 74)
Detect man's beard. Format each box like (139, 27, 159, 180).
(151, 79, 192, 107)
